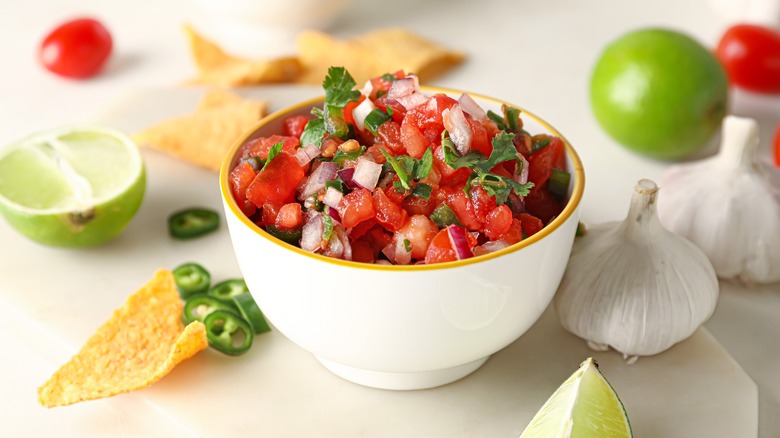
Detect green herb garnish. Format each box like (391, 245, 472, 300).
(411, 183, 432, 200)
(322, 214, 334, 241)
(364, 107, 392, 135)
(380, 148, 434, 190)
(261, 141, 284, 171)
(299, 66, 360, 147)
(429, 204, 461, 228)
(403, 239, 412, 252)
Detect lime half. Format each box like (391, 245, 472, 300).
(0, 125, 145, 247)
(520, 358, 632, 438)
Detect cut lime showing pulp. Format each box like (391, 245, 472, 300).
(0, 125, 145, 247)
(520, 357, 632, 438)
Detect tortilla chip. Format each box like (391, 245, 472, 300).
(132, 89, 267, 171)
(185, 24, 302, 86)
(38, 270, 208, 408)
(296, 28, 466, 85)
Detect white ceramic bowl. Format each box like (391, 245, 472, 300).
(220, 89, 585, 390)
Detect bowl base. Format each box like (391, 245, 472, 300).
(314, 356, 489, 390)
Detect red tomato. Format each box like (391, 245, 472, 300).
(373, 188, 408, 232)
(406, 94, 458, 143)
(350, 238, 375, 263)
(260, 203, 283, 227)
(484, 205, 513, 240)
(394, 215, 438, 259)
(342, 95, 365, 128)
(283, 115, 310, 139)
(774, 124, 780, 167)
(229, 161, 257, 217)
(39, 18, 112, 79)
(400, 118, 428, 159)
(518, 213, 544, 237)
(376, 121, 405, 155)
(468, 118, 492, 156)
(527, 136, 565, 193)
(339, 188, 376, 228)
(246, 152, 305, 207)
(402, 190, 437, 216)
(469, 185, 497, 224)
(497, 219, 524, 245)
(716, 24, 780, 94)
(424, 228, 457, 264)
(524, 189, 563, 224)
(441, 187, 481, 231)
(239, 135, 300, 160)
(275, 203, 303, 229)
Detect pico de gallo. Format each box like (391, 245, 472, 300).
(229, 67, 570, 265)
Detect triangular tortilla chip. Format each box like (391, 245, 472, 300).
(38, 270, 208, 408)
(296, 28, 465, 85)
(185, 24, 302, 86)
(132, 89, 267, 171)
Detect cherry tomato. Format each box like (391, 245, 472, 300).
(39, 18, 113, 79)
(715, 24, 780, 94)
(774, 124, 780, 167)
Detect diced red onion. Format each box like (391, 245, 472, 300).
(447, 225, 474, 260)
(375, 260, 392, 265)
(352, 157, 383, 190)
(338, 167, 358, 190)
(394, 239, 412, 265)
(480, 240, 510, 254)
(381, 243, 397, 264)
(387, 76, 419, 100)
(301, 213, 324, 252)
(458, 93, 487, 120)
(295, 143, 322, 166)
(352, 98, 376, 132)
(299, 161, 338, 199)
(322, 187, 344, 208)
(334, 226, 352, 261)
(442, 106, 473, 155)
(294, 148, 311, 166)
(397, 92, 428, 110)
(514, 153, 529, 185)
(327, 206, 342, 224)
(359, 79, 373, 97)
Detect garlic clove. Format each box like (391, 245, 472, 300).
(658, 115, 780, 284)
(554, 179, 719, 360)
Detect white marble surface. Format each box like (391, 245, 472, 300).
(0, 0, 778, 436)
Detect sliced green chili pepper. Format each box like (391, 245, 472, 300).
(233, 293, 271, 334)
(209, 279, 249, 302)
(204, 310, 254, 356)
(549, 168, 571, 200)
(429, 204, 462, 228)
(182, 293, 235, 325)
(168, 208, 220, 239)
(172, 262, 211, 297)
(265, 225, 303, 244)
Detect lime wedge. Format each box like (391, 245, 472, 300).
(0, 125, 145, 247)
(520, 358, 632, 438)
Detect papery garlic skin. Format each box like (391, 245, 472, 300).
(554, 179, 719, 358)
(658, 116, 780, 284)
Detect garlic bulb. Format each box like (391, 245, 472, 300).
(658, 116, 780, 284)
(554, 179, 719, 361)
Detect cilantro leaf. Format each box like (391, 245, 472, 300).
(417, 148, 433, 179)
(261, 142, 285, 171)
(323, 66, 360, 109)
(475, 131, 518, 173)
(403, 238, 412, 253)
(441, 131, 484, 169)
(380, 149, 411, 190)
(322, 214, 334, 241)
(300, 118, 326, 147)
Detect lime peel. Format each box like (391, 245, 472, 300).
(519, 357, 632, 438)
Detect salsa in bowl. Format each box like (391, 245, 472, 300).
(220, 68, 584, 389)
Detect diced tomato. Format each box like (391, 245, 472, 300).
(484, 205, 513, 240)
(497, 218, 524, 245)
(469, 185, 497, 224)
(400, 117, 428, 158)
(246, 151, 305, 207)
(374, 97, 407, 124)
(275, 203, 303, 229)
(402, 190, 437, 216)
(518, 213, 544, 237)
(239, 135, 300, 160)
(369, 70, 406, 100)
(440, 187, 481, 231)
(527, 139, 554, 193)
(468, 117, 492, 156)
(365, 145, 389, 164)
(376, 121, 405, 155)
(394, 215, 437, 260)
(343, 95, 365, 128)
(433, 144, 471, 187)
(349, 218, 377, 240)
(482, 119, 502, 141)
(406, 94, 458, 143)
(229, 161, 257, 217)
(339, 188, 376, 229)
(550, 136, 567, 170)
(524, 189, 563, 224)
(424, 228, 457, 264)
(283, 115, 310, 139)
(260, 202, 283, 227)
(350, 238, 375, 263)
(373, 188, 408, 232)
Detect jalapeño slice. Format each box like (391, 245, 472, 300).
(168, 208, 220, 239)
(172, 262, 211, 297)
(209, 279, 249, 302)
(203, 309, 254, 356)
(233, 293, 271, 334)
(182, 293, 235, 325)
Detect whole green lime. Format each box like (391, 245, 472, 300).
(590, 28, 729, 160)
